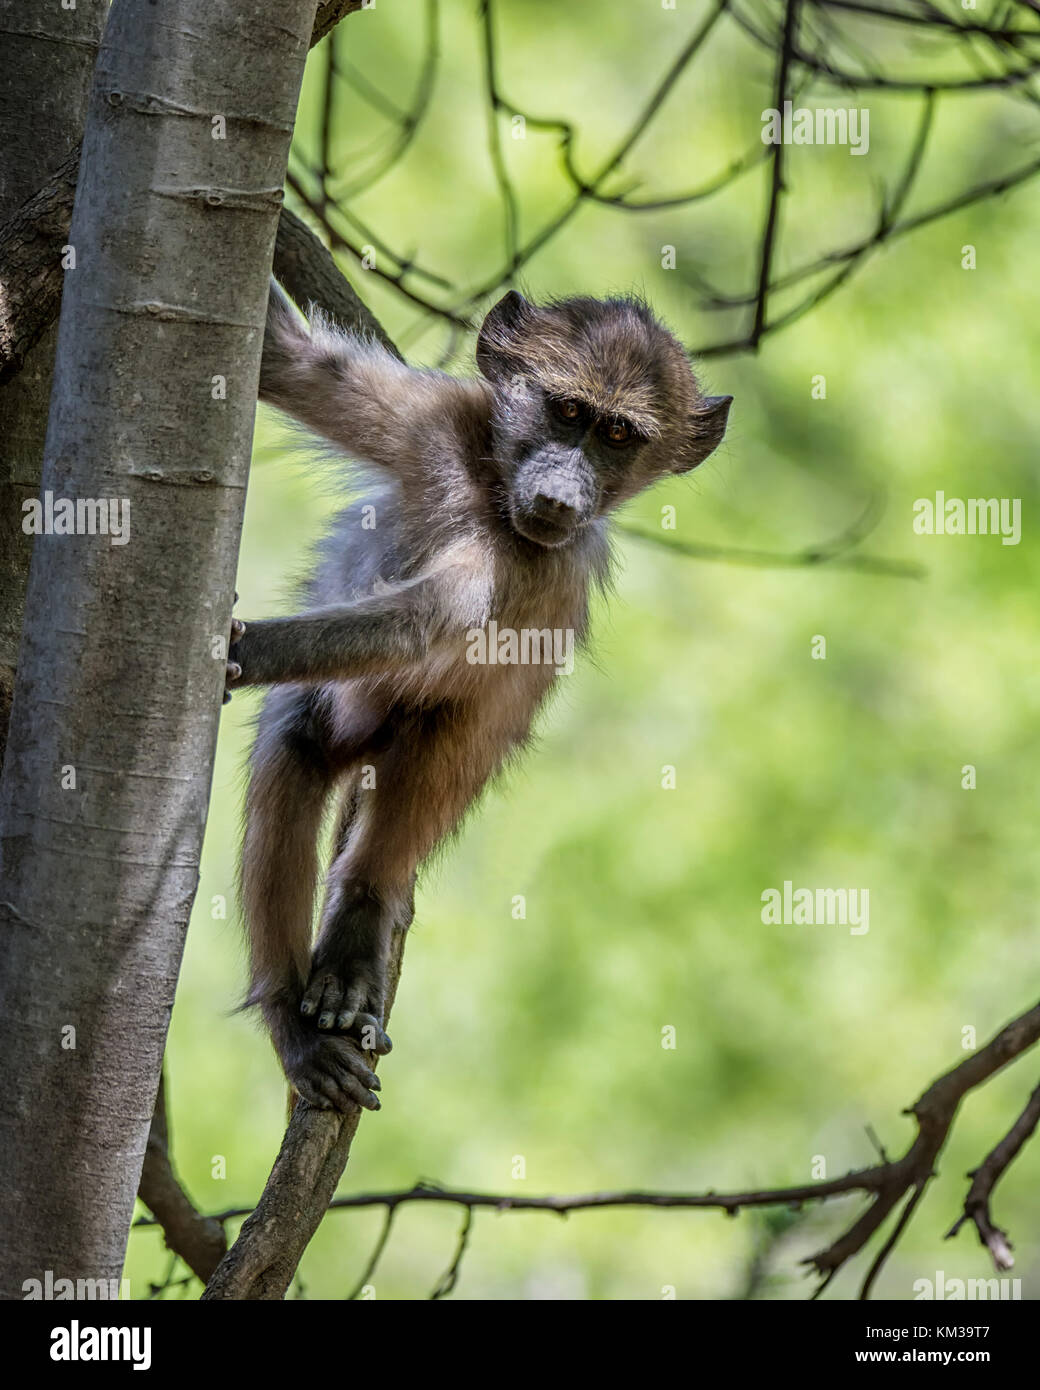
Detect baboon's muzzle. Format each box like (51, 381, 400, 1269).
(510, 447, 597, 547)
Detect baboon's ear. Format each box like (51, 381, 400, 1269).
(476, 290, 533, 381)
(677, 394, 732, 471)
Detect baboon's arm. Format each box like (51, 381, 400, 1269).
(258, 278, 487, 483)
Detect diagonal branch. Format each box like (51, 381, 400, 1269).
(136, 1070, 227, 1284)
(134, 997, 1040, 1298)
(946, 1078, 1040, 1271)
(202, 918, 410, 1299)
(802, 999, 1040, 1292)
(274, 206, 401, 357)
(312, 1, 366, 49)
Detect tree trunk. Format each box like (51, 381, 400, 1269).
(0, 0, 317, 1298)
(0, 0, 105, 755)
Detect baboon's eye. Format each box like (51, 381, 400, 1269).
(603, 418, 633, 446)
(554, 398, 582, 423)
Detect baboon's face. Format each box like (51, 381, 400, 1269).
(494, 388, 649, 549)
(476, 291, 732, 549)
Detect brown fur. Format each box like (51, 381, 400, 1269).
(228, 282, 731, 1111)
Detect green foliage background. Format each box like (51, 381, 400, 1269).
(128, 0, 1040, 1299)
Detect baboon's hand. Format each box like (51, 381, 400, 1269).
(223, 595, 246, 704)
(301, 953, 393, 1056)
(283, 1028, 384, 1113)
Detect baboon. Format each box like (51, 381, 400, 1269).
(226, 281, 731, 1110)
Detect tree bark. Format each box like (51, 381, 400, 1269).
(312, 1, 366, 47)
(0, 194, 399, 394)
(0, 0, 317, 1298)
(0, 149, 83, 390)
(0, 0, 106, 755)
(275, 208, 401, 357)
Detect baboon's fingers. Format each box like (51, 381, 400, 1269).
(329, 981, 368, 1033)
(287, 1035, 382, 1112)
(351, 1012, 392, 1054)
(300, 972, 333, 1019)
(330, 1059, 382, 1109)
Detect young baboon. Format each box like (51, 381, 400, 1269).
(226, 281, 731, 1111)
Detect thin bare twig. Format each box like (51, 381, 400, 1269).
(751, 0, 801, 347)
(946, 1079, 1040, 1271)
(131, 1003, 1040, 1299)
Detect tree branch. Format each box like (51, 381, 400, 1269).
(274, 206, 401, 356)
(312, 1, 366, 49)
(0, 0, 368, 386)
(136, 1071, 227, 1284)
(202, 918, 410, 1299)
(137, 998, 1032, 1297)
(803, 1000, 1040, 1292)
(751, 0, 800, 347)
(946, 1078, 1040, 1271)
(0, 146, 80, 386)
